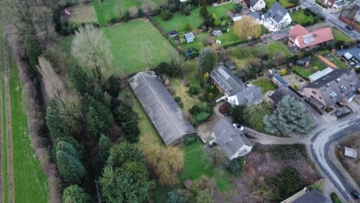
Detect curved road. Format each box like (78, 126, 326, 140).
(311, 112, 360, 202)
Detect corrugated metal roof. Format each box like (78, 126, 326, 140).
(128, 72, 196, 146)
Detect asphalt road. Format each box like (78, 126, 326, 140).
(300, 0, 360, 39)
(311, 113, 360, 202)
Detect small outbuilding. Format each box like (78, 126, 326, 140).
(184, 32, 195, 43)
(168, 30, 178, 38)
(344, 147, 358, 159)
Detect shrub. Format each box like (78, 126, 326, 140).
(188, 86, 199, 96)
(279, 69, 286, 76)
(331, 193, 342, 203)
(175, 96, 181, 102)
(293, 83, 299, 90)
(189, 105, 201, 115)
(207, 85, 215, 93)
(234, 3, 242, 13)
(227, 157, 244, 176)
(138, 8, 145, 17)
(192, 112, 210, 125)
(129, 6, 138, 18)
(61, 26, 69, 36)
(161, 9, 173, 21)
(178, 101, 184, 108)
(206, 93, 214, 101)
(123, 10, 131, 22)
(334, 40, 345, 49)
(184, 22, 192, 31)
(271, 145, 304, 161)
(184, 137, 196, 145)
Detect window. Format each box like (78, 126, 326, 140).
(312, 90, 317, 95)
(319, 96, 322, 100)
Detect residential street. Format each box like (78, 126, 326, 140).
(243, 111, 360, 202)
(300, 0, 360, 39)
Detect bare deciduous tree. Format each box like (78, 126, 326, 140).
(141, 42, 153, 70)
(233, 16, 261, 40)
(141, 0, 158, 13)
(71, 24, 113, 85)
(129, 7, 138, 18)
(143, 145, 184, 186)
(5, 0, 56, 55)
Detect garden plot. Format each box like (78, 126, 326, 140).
(67, 3, 98, 25)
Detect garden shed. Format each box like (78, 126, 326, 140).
(344, 147, 358, 159)
(128, 71, 196, 146)
(184, 32, 195, 43)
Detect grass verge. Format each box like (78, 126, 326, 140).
(9, 53, 49, 203)
(290, 10, 316, 24)
(332, 28, 353, 43)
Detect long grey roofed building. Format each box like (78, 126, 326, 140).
(210, 66, 246, 96)
(129, 71, 196, 146)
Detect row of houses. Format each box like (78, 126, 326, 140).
(232, 2, 292, 32)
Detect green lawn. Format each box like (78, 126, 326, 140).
(268, 42, 292, 58)
(290, 10, 316, 24)
(62, 20, 177, 74)
(292, 66, 313, 78)
(154, 4, 234, 33)
(9, 52, 49, 202)
(332, 28, 353, 43)
(252, 78, 277, 94)
(329, 54, 347, 69)
(309, 59, 327, 70)
(247, 102, 273, 133)
(68, 3, 98, 25)
(266, 0, 292, 8)
(181, 32, 207, 52)
(93, 0, 165, 25)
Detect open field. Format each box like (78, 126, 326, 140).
(332, 28, 353, 43)
(8, 53, 49, 203)
(68, 3, 98, 25)
(62, 19, 177, 74)
(252, 78, 277, 94)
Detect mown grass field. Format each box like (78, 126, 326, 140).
(68, 3, 98, 25)
(309, 59, 327, 70)
(154, 3, 234, 33)
(62, 19, 177, 74)
(252, 78, 277, 94)
(8, 54, 49, 203)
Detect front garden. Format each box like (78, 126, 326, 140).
(289, 8, 324, 26)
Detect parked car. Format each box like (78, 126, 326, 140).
(233, 124, 244, 131)
(345, 25, 354, 31)
(351, 190, 360, 199)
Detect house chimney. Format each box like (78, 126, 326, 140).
(314, 33, 317, 37)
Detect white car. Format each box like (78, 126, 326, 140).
(233, 124, 243, 131)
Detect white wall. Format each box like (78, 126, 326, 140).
(279, 13, 292, 28)
(251, 0, 266, 11)
(230, 145, 253, 160)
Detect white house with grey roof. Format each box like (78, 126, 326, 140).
(244, 0, 266, 12)
(226, 86, 263, 106)
(262, 2, 292, 31)
(211, 118, 253, 160)
(210, 66, 263, 106)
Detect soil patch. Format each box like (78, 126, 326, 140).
(338, 131, 360, 188)
(225, 144, 321, 203)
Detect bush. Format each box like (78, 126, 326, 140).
(206, 93, 214, 101)
(279, 69, 286, 76)
(192, 112, 210, 125)
(154, 62, 182, 77)
(184, 22, 192, 31)
(138, 8, 145, 17)
(234, 3, 242, 13)
(175, 96, 181, 102)
(334, 40, 345, 49)
(188, 86, 199, 96)
(227, 157, 244, 176)
(178, 101, 184, 108)
(189, 105, 201, 115)
(331, 193, 342, 203)
(184, 137, 196, 145)
(271, 145, 304, 161)
(61, 26, 69, 36)
(161, 9, 173, 21)
(293, 83, 299, 90)
(207, 85, 215, 94)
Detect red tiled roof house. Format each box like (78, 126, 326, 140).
(288, 25, 334, 50)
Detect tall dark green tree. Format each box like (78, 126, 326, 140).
(200, 0, 208, 17)
(108, 142, 142, 168)
(273, 166, 301, 198)
(62, 184, 92, 203)
(56, 141, 79, 160)
(25, 35, 42, 72)
(99, 169, 148, 202)
(56, 150, 86, 184)
(120, 161, 150, 185)
(121, 121, 140, 142)
(69, 65, 91, 95)
(197, 48, 217, 75)
(166, 190, 185, 203)
(231, 105, 246, 124)
(95, 135, 112, 177)
(46, 100, 72, 139)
